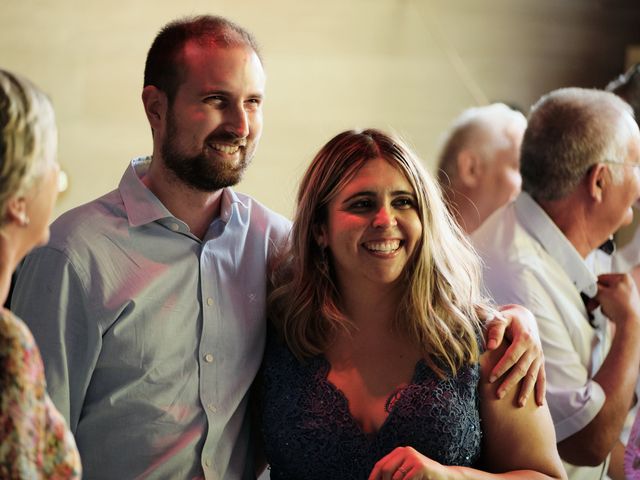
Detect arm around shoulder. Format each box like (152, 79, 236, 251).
(369, 344, 566, 480)
(476, 343, 567, 480)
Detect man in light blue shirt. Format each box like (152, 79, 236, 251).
(12, 15, 290, 480)
(12, 14, 546, 480)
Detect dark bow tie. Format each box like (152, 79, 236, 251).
(579, 237, 615, 328)
(580, 292, 599, 328)
(598, 237, 616, 255)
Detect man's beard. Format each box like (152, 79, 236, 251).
(161, 113, 253, 192)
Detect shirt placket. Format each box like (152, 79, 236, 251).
(198, 238, 221, 480)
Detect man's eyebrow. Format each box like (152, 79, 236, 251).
(197, 89, 265, 101)
(199, 88, 229, 96)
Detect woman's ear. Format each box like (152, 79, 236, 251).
(312, 223, 328, 249)
(5, 195, 29, 227)
(586, 163, 608, 203)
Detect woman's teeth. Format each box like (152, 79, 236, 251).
(363, 240, 401, 253)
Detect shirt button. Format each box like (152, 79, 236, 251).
(205, 458, 212, 467)
(169, 223, 179, 232)
(208, 403, 217, 413)
(204, 353, 214, 363)
(206, 297, 214, 306)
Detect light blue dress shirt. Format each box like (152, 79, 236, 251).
(12, 157, 291, 480)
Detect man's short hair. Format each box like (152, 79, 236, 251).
(436, 103, 526, 186)
(521, 88, 635, 201)
(143, 15, 262, 103)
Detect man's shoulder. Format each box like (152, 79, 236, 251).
(472, 204, 539, 265)
(234, 191, 289, 220)
(472, 204, 555, 304)
(48, 189, 125, 251)
(233, 191, 291, 232)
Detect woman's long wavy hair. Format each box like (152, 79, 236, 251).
(269, 128, 490, 377)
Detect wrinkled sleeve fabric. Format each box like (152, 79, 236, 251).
(11, 245, 102, 433)
(484, 264, 605, 442)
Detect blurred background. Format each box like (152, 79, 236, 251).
(2, 0, 640, 220)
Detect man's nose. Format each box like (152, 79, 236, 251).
(224, 104, 249, 138)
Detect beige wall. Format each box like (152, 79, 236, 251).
(2, 0, 639, 220)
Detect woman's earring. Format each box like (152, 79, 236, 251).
(18, 213, 30, 227)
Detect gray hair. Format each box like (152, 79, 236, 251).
(437, 103, 526, 185)
(521, 87, 636, 201)
(0, 69, 56, 222)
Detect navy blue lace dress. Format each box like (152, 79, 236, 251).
(260, 333, 482, 480)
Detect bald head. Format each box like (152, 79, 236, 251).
(437, 103, 527, 233)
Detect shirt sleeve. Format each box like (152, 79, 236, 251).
(485, 265, 605, 442)
(535, 309, 606, 441)
(11, 245, 102, 433)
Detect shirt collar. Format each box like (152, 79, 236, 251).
(119, 156, 249, 229)
(218, 186, 249, 225)
(515, 192, 598, 297)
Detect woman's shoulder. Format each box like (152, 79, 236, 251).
(413, 355, 481, 403)
(0, 309, 82, 479)
(0, 308, 44, 396)
(0, 309, 38, 363)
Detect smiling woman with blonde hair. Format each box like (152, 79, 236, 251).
(0, 69, 80, 479)
(259, 128, 565, 480)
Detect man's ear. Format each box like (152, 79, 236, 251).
(586, 163, 608, 203)
(5, 195, 28, 226)
(456, 149, 483, 188)
(141, 85, 168, 133)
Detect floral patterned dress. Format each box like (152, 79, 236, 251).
(626, 410, 640, 479)
(0, 309, 81, 479)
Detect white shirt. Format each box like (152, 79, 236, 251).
(472, 192, 611, 480)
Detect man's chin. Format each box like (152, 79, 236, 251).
(194, 169, 246, 192)
(618, 209, 635, 229)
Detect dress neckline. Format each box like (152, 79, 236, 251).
(316, 355, 426, 439)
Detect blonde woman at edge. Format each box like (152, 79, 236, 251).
(260, 129, 565, 480)
(0, 69, 81, 479)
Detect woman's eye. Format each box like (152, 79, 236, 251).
(393, 197, 414, 209)
(348, 199, 374, 210)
